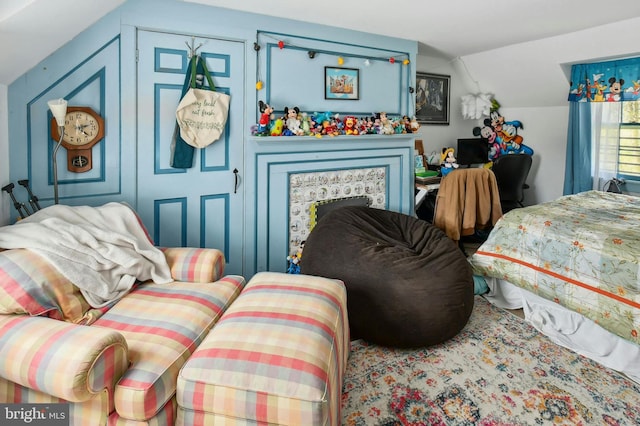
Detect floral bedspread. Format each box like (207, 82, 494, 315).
(469, 190, 640, 345)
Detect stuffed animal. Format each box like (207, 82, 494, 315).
(440, 147, 459, 176)
(321, 118, 339, 136)
(270, 117, 284, 136)
(343, 116, 359, 135)
(378, 112, 395, 135)
(287, 242, 304, 274)
(410, 116, 421, 133)
(257, 101, 274, 135)
(300, 112, 311, 135)
(313, 111, 335, 126)
(284, 106, 304, 136)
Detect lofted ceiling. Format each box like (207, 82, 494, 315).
(189, 0, 640, 58)
(2, 0, 640, 86)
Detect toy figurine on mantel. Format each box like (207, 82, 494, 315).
(251, 101, 421, 138)
(284, 106, 304, 136)
(256, 100, 274, 135)
(286, 242, 304, 274)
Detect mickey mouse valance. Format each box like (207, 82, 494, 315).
(568, 56, 640, 102)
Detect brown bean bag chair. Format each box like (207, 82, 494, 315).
(301, 206, 474, 348)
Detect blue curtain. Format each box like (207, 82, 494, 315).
(563, 102, 592, 195)
(568, 57, 640, 103)
(564, 56, 640, 194)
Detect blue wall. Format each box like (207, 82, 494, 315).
(7, 0, 417, 276)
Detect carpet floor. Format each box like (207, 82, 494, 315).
(341, 296, 640, 425)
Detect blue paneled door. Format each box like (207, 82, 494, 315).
(136, 30, 244, 275)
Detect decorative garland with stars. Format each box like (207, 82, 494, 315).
(254, 31, 411, 91)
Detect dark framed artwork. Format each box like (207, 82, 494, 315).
(325, 67, 359, 100)
(415, 72, 450, 125)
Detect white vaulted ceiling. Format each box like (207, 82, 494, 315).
(2, 0, 640, 85)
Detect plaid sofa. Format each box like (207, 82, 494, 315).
(177, 272, 350, 426)
(0, 246, 246, 425)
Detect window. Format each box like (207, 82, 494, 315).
(595, 101, 640, 180)
(620, 102, 640, 178)
(565, 57, 640, 193)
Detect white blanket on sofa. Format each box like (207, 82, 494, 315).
(0, 202, 173, 307)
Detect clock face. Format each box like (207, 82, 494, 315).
(62, 111, 101, 146)
(50, 106, 104, 172)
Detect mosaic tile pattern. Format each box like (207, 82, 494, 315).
(288, 167, 387, 256)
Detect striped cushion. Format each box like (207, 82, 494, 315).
(177, 272, 350, 426)
(0, 315, 128, 402)
(161, 247, 225, 283)
(0, 249, 91, 322)
(0, 377, 109, 426)
(108, 398, 177, 426)
(95, 275, 246, 422)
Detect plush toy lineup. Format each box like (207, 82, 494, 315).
(252, 101, 421, 137)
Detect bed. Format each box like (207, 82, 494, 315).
(468, 190, 640, 383)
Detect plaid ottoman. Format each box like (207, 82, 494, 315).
(176, 272, 350, 426)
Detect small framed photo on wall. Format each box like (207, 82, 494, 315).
(325, 67, 359, 100)
(415, 72, 450, 125)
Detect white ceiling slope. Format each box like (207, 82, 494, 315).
(189, 0, 640, 58)
(0, 0, 125, 86)
(2, 0, 640, 86)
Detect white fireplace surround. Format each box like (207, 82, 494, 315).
(247, 134, 414, 275)
(288, 167, 386, 255)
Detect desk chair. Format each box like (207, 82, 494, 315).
(491, 153, 532, 213)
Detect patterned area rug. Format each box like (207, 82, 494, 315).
(341, 296, 640, 425)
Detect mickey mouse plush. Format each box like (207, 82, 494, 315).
(257, 100, 274, 135)
(284, 106, 303, 136)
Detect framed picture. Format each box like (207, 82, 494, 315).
(415, 72, 450, 125)
(325, 67, 359, 100)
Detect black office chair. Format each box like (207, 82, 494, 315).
(491, 154, 532, 213)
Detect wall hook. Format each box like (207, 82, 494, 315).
(308, 51, 316, 59)
(185, 36, 203, 58)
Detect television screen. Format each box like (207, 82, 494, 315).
(456, 138, 489, 166)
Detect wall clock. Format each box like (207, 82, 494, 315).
(51, 106, 105, 173)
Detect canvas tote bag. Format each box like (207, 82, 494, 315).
(175, 55, 230, 148)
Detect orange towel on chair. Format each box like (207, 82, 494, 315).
(434, 168, 503, 241)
